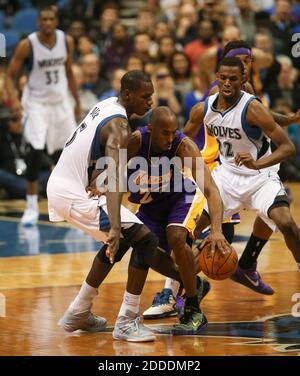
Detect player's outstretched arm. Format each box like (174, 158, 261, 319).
(183, 102, 205, 140)
(5, 39, 30, 118)
(236, 99, 296, 170)
(270, 108, 300, 127)
(177, 138, 230, 255)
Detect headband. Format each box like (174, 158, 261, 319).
(225, 48, 252, 58)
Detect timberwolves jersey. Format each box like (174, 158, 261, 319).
(48, 97, 127, 200)
(23, 30, 68, 103)
(204, 91, 274, 175)
(128, 127, 197, 205)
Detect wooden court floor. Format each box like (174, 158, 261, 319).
(0, 184, 300, 356)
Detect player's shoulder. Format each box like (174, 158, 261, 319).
(190, 101, 206, 120)
(13, 37, 31, 58)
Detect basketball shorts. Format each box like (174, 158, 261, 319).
(206, 165, 289, 232)
(47, 194, 142, 243)
(22, 98, 76, 155)
(208, 160, 240, 225)
(136, 189, 206, 254)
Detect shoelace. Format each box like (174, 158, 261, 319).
(152, 290, 172, 306)
(120, 316, 140, 334)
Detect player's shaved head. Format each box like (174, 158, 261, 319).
(150, 106, 176, 128)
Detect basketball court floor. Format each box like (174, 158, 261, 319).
(0, 184, 299, 356)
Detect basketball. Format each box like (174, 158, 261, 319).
(199, 243, 238, 280)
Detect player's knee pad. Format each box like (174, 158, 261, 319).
(26, 147, 44, 181)
(129, 232, 159, 270)
(96, 240, 130, 264)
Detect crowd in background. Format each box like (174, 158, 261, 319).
(1, 0, 300, 199)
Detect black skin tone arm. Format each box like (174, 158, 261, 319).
(95, 117, 131, 264)
(235, 99, 296, 170)
(176, 137, 230, 255)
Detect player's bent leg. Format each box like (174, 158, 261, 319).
(269, 206, 300, 264)
(113, 227, 157, 342)
(21, 147, 44, 225)
(231, 217, 274, 295)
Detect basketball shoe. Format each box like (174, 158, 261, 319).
(230, 262, 274, 295)
(21, 207, 39, 226)
(143, 288, 177, 319)
(113, 310, 156, 342)
(143, 277, 210, 320)
(172, 305, 208, 335)
(58, 308, 107, 332)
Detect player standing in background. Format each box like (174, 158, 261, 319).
(5, 5, 80, 225)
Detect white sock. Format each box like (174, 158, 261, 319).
(164, 278, 180, 297)
(297, 262, 300, 272)
(118, 291, 140, 317)
(27, 195, 38, 209)
(69, 281, 98, 313)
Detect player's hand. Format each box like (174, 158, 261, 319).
(235, 152, 258, 170)
(11, 100, 23, 119)
(86, 182, 102, 198)
(105, 228, 120, 264)
(200, 231, 231, 257)
(289, 109, 300, 125)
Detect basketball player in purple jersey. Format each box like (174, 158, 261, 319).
(127, 106, 230, 333)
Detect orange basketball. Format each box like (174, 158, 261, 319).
(199, 243, 238, 280)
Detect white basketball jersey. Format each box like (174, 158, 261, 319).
(204, 91, 276, 175)
(23, 29, 68, 103)
(48, 97, 127, 200)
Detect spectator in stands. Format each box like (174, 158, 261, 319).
(133, 33, 153, 63)
(174, 2, 199, 46)
(124, 53, 145, 72)
(99, 68, 126, 100)
(94, 3, 119, 54)
(184, 19, 217, 71)
(156, 36, 178, 64)
(71, 64, 98, 120)
(168, 51, 192, 107)
(79, 53, 110, 98)
(152, 63, 181, 117)
(269, 0, 295, 56)
(101, 23, 133, 77)
(267, 55, 300, 111)
(235, 0, 257, 44)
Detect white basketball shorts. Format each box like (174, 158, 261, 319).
(47, 193, 142, 243)
(207, 165, 288, 231)
(22, 98, 76, 154)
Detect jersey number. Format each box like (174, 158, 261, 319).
(65, 121, 87, 147)
(217, 140, 234, 157)
(45, 70, 59, 85)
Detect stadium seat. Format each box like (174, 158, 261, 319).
(0, 30, 20, 57)
(0, 11, 5, 30)
(11, 8, 38, 35)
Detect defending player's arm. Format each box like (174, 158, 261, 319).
(177, 138, 230, 254)
(270, 109, 300, 127)
(5, 39, 30, 118)
(102, 118, 131, 263)
(127, 130, 142, 160)
(183, 102, 205, 140)
(65, 35, 81, 121)
(235, 99, 296, 170)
